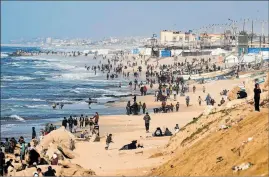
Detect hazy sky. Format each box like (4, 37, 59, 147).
(1, 1, 268, 43)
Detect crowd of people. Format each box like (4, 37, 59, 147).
(0, 134, 57, 176)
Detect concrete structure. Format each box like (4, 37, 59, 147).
(160, 30, 196, 44)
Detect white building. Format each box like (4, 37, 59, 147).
(46, 37, 52, 44)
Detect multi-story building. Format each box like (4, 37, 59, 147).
(160, 30, 196, 44)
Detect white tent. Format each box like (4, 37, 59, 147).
(225, 55, 239, 64)
(211, 48, 228, 56)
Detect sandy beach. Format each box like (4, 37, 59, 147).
(2, 50, 268, 176)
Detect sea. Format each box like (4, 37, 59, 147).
(1, 46, 132, 140)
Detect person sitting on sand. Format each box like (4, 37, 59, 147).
(174, 124, 180, 134)
(137, 136, 144, 148)
(105, 134, 113, 150)
(33, 168, 42, 177)
(164, 128, 173, 136)
(152, 127, 163, 137)
(51, 153, 58, 165)
(218, 97, 225, 106)
(3, 159, 14, 176)
(119, 140, 137, 151)
(210, 98, 215, 106)
(43, 166, 56, 176)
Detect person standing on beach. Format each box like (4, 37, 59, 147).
(79, 115, 84, 128)
(143, 112, 151, 133)
(32, 127, 36, 140)
(0, 148, 5, 176)
(133, 95, 137, 103)
(105, 134, 113, 150)
(176, 102, 179, 111)
(142, 102, 147, 114)
(198, 96, 202, 106)
(62, 117, 67, 129)
(203, 86, 206, 93)
(254, 83, 261, 111)
(68, 116, 73, 133)
(205, 94, 211, 105)
(193, 85, 196, 93)
(19, 140, 26, 162)
(73, 118, 78, 133)
(186, 96, 190, 107)
(93, 112, 99, 125)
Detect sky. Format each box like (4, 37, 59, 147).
(1, 1, 268, 43)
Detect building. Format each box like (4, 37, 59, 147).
(46, 37, 52, 44)
(199, 33, 224, 43)
(160, 30, 196, 44)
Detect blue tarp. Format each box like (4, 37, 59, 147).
(132, 49, 139, 54)
(160, 50, 171, 57)
(248, 48, 269, 54)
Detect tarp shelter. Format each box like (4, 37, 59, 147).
(225, 55, 239, 64)
(159, 50, 171, 58)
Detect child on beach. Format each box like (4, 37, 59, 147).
(105, 134, 113, 150)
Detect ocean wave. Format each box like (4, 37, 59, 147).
(1, 76, 46, 82)
(52, 72, 98, 81)
(69, 87, 128, 96)
(1, 52, 8, 58)
(34, 71, 46, 75)
(25, 104, 49, 108)
(2, 76, 34, 81)
(9, 115, 26, 122)
(2, 98, 45, 102)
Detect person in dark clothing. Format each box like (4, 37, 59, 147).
(143, 112, 151, 133)
(142, 103, 146, 114)
(176, 102, 179, 112)
(68, 116, 73, 133)
(126, 101, 131, 115)
(254, 83, 261, 111)
(0, 149, 5, 176)
(4, 159, 14, 176)
(73, 118, 78, 133)
(43, 166, 56, 176)
(32, 127, 36, 139)
(153, 127, 163, 136)
(133, 95, 137, 102)
(62, 117, 67, 129)
(28, 149, 40, 167)
(105, 134, 113, 150)
(4, 138, 10, 153)
(79, 115, 84, 128)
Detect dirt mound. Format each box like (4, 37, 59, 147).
(12, 164, 95, 176)
(150, 93, 269, 176)
(227, 86, 241, 101)
(37, 126, 75, 152)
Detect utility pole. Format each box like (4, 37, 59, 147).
(242, 19, 246, 32)
(251, 20, 253, 48)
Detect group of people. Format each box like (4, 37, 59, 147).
(0, 133, 57, 176)
(126, 98, 147, 115)
(61, 112, 100, 135)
